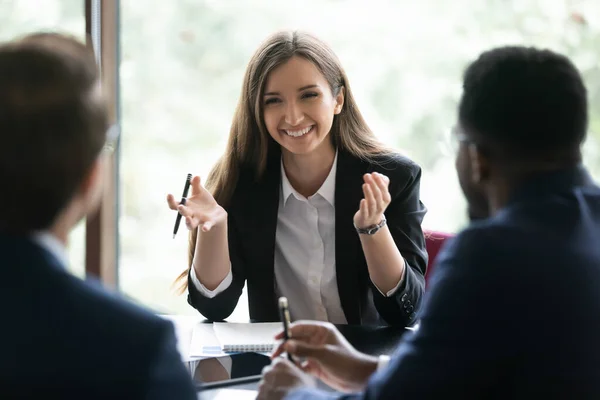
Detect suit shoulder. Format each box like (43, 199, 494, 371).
(438, 220, 530, 272)
(369, 152, 422, 181)
(58, 273, 173, 346)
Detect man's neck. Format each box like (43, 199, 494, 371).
(47, 205, 80, 247)
(48, 226, 69, 246)
(488, 161, 581, 216)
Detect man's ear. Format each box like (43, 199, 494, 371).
(334, 86, 345, 115)
(468, 144, 490, 184)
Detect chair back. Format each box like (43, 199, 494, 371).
(424, 230, 453, 286)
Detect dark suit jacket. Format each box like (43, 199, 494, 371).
(0, 234, 196, 399)
(290, 165, 600, 399)
(187, 149, 428, 326)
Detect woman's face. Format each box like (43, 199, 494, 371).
(262, 56, 344, 158)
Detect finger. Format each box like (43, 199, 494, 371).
(190, 175, 204, 196)
(268, 357, 290, 375)
(257, 379, 266, 398)
(272, 357, 300, 375)
(185, 216, 196, 231)
(300, 359, 318, 374)
(375, 172, 390, 188)
(363, 183, 376, 217)
(166, 194, 180, 210)
(359, 198, 368, 219)
(284, 340, 325, 358)
(271, 341, 286, 359)
(369, 178, 384, 208)
(380, 172, 390, 185)
(373, 174, 391, 203)
(177, 204, 195, 218)
(201, 221, 212, 232)
(261, 364, 272, 376)
(274, 330, 285, 340)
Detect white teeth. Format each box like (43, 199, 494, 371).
(285, 126, 312, 137)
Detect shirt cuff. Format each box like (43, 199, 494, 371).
(190, 264, 232, 298)
(373, 261, 406, 297)
(377, 355, 391, 372)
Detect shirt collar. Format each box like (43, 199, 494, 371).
(31, 231, 69, 269)
(281, 150, 338, 206)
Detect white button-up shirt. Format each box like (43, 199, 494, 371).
(273, 151, 347, 323)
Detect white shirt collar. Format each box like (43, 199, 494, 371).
(31, 231, 69, 268)
(281, 150, 338, 206)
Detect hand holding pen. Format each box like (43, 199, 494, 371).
(270, 321, 375, 393)
(278, 297, 295, 364)
(166, 174, 227, 235)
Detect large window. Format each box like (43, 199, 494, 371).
(118, 0, 600, 320)
(0, 0, 86, 278)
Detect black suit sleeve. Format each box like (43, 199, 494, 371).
(370, 160, 428, 326)
(186, 212, 247, 321)
(145, 322, 197, 400)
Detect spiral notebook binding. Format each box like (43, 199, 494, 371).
(223, 343, 274, 353)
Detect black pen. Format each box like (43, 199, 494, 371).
(173, 173, 192, 238)
(278, 296, 294, 363)
(196, 375, 262, 391)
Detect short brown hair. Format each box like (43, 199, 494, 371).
(0, 32, 108, 233)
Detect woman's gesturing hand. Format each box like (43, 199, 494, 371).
(167, 175, 227, 233)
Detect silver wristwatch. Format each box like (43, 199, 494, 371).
(354, 216, 387, 235)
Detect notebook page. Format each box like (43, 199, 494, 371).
(189, 322, 225, 357)
(213, 322, 281, 353)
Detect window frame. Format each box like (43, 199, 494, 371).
(84, 0, 121, 288)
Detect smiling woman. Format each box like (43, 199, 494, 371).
(165, 30, 428, 327)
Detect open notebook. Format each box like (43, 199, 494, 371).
(213, 322, 281, 353)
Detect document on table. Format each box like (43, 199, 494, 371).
(190, 323, 226, 358)
(190, 322, 281, 358)
(204, 389, 258, 400)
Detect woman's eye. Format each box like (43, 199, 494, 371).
(264, 98, 280, 105)
(302, 92, 318, 99)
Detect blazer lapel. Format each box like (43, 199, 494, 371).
(242, 155, 281, 320)
(335, 150, 367, 324)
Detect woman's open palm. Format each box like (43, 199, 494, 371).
(166, 175, 226, 232)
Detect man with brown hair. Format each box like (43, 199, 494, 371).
(0, 33, 196, 399)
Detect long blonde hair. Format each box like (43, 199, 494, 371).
(175, 30, 391, 292)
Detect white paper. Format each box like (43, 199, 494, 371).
(190, 322, 226, 357)
(212, 322, 281, 352)
(206, 389, 258, 400)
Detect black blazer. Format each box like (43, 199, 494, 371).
(0, 234, 196, 399)
(289, 166, 600, 399)
(188, 149, 428, 326)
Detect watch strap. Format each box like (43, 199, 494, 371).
(354, 216, 387, 235)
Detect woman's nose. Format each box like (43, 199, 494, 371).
(284, 102, 304, 126)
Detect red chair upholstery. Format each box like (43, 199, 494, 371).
(424, 230, 453, 286)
